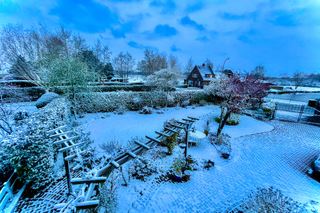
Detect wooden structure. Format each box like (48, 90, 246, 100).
(52, 116, 199, 211)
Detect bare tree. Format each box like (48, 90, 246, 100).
(93, 38, 112, 64)
(184, 57, 194, 76)
(292, 72, 304, 89)
(137, 49, 167, 76)
(113, 52, 135, 79)
(251, 65, 265, 80)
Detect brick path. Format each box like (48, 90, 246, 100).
(127, 121, 320, 213)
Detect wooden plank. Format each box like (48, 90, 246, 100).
(71, 177, 107, 185)
(64, 150, 86, 161)
(176, 120, 188, 125)
(127, 151, 137, 158)
(182, 118, 194, 122)
(111, 160, 120, 168)
(187, 116, 199, 120)
(75, 200, 99, 210)
(53, 136, 79, 145)
(50, 130, 74, 138)
(145, 136, 161, 143)
(168, 123, 184, 129)
(48, 125, 67, 134)
(164, 127, 179, 133)
(134, 140, 150, 149)
(155, 131, 171, 138)
(59, 142, 86, 152)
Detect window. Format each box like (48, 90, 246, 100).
(192, 73, 198, 78)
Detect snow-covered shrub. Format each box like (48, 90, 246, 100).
(75, 90, 208, 113)
(13, 110, 29, 122)
(2, 121, 54, 190)
(211, 133, 231, 159)
(99, 172, 119, 213)
(0, 98, 71, 190)
(164, 133, 178, 155)
(229, 187, 307, 212)
(139, 106, 153, 114)
(203, 120, 210, 136)
(171, 157, 185, 177)
(115, 105, 127, 115)
(180, 99, 190, 108)
(215, 113, 240, 126)
(261, 100, 276, 118)
(99, 140, 123, 159)
(129, 157, 157, 181)
(35, 92, 60, 108)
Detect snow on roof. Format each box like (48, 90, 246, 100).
(196, 64, 214, 80)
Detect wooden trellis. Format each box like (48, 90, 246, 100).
(53, 116, 199, 211)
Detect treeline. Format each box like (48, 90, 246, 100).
(0, 24, 186, 83)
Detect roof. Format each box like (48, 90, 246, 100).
(196, 64, 214, 81)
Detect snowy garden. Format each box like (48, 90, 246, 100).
(0, 24, 320, 213)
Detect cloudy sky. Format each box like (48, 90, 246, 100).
(0, 0, 319, 76)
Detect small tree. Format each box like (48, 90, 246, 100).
(46, 57, 91, 116)
(146, 68, 179, 92)
(184, 57, 194, 77)
(206, 74, 268, 136)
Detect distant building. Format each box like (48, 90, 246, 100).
(185, 64, 215, 88)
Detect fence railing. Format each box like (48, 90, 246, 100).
(275, 102, 320, 126)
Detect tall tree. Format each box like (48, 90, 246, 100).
(113, 52, 135, 79)
(251, 65, 265, 80)
(137, 49, 167, 76)
(184, 57, 194, 76)
(292, 72, 304, 89)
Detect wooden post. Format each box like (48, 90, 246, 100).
(63, 152, 72, 195)
(184, 123, 189, 159)
(297, 105, 305, 122)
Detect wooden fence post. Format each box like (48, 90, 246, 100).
(63, 152, 73, 195)
(297, 105, 305, 122)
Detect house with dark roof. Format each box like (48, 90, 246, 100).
(185, 63, 215, 88)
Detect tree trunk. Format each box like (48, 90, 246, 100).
(217, 109, 231, 137)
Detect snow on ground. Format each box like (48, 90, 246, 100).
(115, 120, 320, 213)
(79, 105, 273, 151)
(283, 86, 320, 92)
(267, 92, 320, 104)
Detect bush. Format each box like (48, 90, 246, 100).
(165, 133, 178, 155)
(139, 106, 153, 114)
(229, 187, 307, 212)
(0, 98, 71, 190)
(129, 157, 157, 181)
(214, 116, 239, 126)
(76, 90, 208, 113)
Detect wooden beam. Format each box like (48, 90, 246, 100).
(71, 177, 107, 185)
(127, 151, 137, 158)
(53, 136, 79, 145)
(145, 136, 161, 144)
(75, 200, 99, 210)
(187, 116, 199, 121)
(111, 160, 120, 168)
(155, 131, 171, 138)
(50, 130, 74, 138)
(182, 118, 194, 122)
(48, 125, 67, 134)
(168, 123, 184, 129)
(64, 150, 86, 161)
(176, 120, 188, 125)
(164, 127, 178, 133)
(134, 140, 150, 149)
(59, 142, 86, 152)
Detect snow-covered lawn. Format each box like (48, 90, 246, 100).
(79, 105, 273, 150)
(78, 105, 320, 212)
